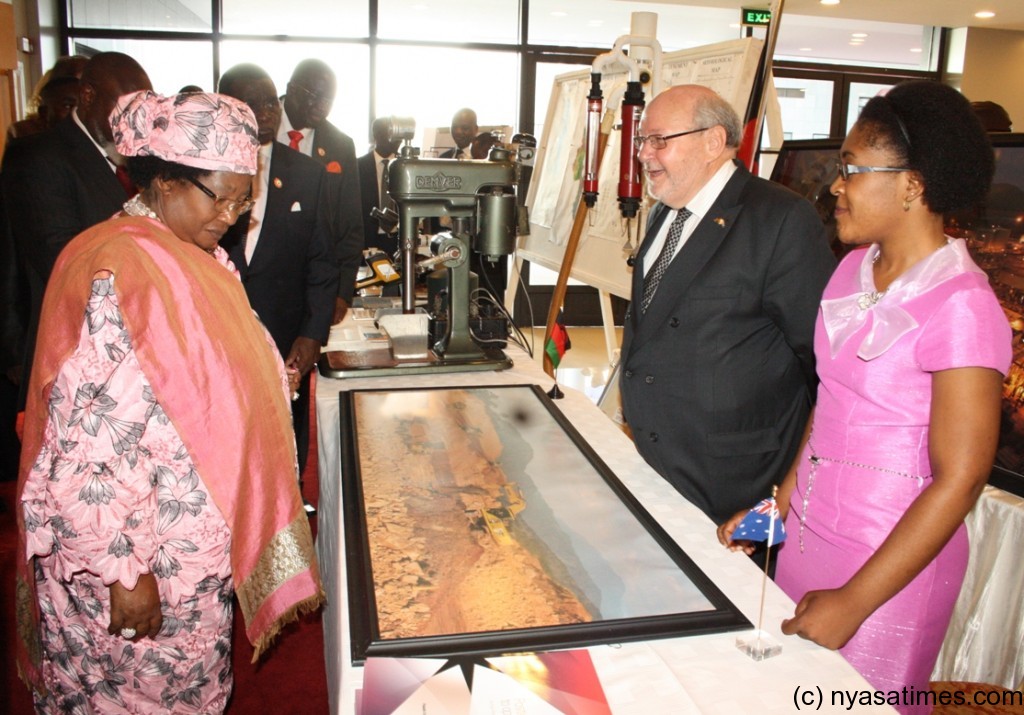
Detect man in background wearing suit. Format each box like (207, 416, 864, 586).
(279, 59, 362, 324)
(357, 116, 402, 256)
(620, 84, 835, 533)
(219, 64, 338, 513)
(3, 52, 151, 409)
(440, 108, 477, 160)
(435, 107, 507, 298)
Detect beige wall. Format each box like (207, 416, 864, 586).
(960, 27, 1024, 132)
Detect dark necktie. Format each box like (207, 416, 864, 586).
(379, 158, 398, 234)
(641, 207, 692, 313)
(288, 130, 304, 150)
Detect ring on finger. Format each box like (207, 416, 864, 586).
(120, 627, 137, 639)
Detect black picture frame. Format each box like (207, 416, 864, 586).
(339, 384, 750, 663)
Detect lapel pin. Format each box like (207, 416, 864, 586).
(273, 177, 283, 189)
(713, 217, 726, 227)
(317, 147, 326, 157)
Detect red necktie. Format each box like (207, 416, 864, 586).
(288, 130, 304, 150)
(114, 164, 136, 197)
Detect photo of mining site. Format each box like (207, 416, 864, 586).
(351, 385, 713, 642)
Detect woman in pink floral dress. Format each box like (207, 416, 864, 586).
(16, 90, 323, 713)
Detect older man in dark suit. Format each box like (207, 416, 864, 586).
(279, 59, 362, 323)
(620, 84, 835, 529)
(219, 64, 338, 512)
(3, 52, 151, 408)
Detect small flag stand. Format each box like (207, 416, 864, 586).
(544, 309, 571, 399)
(734, 486, 785, 660)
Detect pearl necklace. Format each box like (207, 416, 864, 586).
(122, 194, 160, 221)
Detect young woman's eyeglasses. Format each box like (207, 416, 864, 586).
(832, 160, 911, 182)
(633, 126, 711, 150)
(186, 176, 255, 215)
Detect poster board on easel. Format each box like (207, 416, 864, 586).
(516, 37, 770, 303)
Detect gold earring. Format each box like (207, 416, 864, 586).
(902, 199, 911, 212)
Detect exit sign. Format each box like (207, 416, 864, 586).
(741, 8, 772, 26)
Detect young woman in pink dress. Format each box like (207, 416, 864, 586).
(720, 80, 1011, 713)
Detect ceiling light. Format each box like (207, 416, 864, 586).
(975, 11, 996, 19)
(909, 47, 922, 53)
(820, 0, 840, 5)
(799, 47, 813, 52)
(851, 33, 867, 38)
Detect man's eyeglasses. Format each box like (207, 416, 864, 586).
(186, 176, 255, 216)
(633, 126, 711, 151)
(832, 160, 911, 182)
(289, 82, 334, 108)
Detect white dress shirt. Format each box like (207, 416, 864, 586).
(642, 160, 738, 276)
(277, 105, 315, 157)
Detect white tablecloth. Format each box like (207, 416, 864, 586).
(932, 485, 1024, 689)
(314, 346, 893, 713)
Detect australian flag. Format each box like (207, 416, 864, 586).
(733, 497, 787, 546)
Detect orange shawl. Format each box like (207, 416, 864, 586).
(16, 216, 323, 692)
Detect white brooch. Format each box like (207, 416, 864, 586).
(857, 291, 885, 310)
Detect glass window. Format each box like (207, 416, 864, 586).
(529, 0, 738, 51)
(377, 0, 519, 44)
(774, 77, 834, 141)
(775, 16, 936, 72)
(846, 80, 898, 133)
(222, 0, 368, 38)
(69, 0, 211, 32)
(375, 46, 519, 156)
(70, 38, 215, 95)
(219, 41, 370, 145)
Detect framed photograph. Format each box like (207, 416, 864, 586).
(340, 384, 750, 662)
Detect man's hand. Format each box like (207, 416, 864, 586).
(108, 573, 162, 642)
(285, 336, 321, 377)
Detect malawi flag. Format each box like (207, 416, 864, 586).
(545, 310, 572, 370)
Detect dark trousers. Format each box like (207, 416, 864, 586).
(0, 375, 20, 481)
(292, 370, 311, 479)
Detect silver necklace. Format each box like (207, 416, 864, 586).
(859, 247, 886, 309)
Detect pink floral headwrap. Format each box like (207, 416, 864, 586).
(110, 90, 259, 175)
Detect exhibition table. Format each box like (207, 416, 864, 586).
(314, 346, 890, 714)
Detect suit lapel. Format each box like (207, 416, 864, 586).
(629, 203, 669, 326)
(63, 120, 124, 202)
(634, 167, 750, 339)
(245, 143, 290, 269)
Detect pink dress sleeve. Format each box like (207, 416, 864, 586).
(916, 277, 1012, 376)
